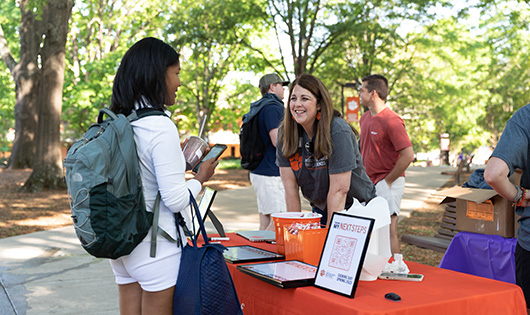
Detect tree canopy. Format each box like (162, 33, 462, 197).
(1, 0, 530, 184)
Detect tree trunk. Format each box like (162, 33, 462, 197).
(23, 0, 74, 192)
(6, 0, 42, 169)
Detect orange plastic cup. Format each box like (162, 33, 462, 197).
(284, 227, 329, 266)
(271, 212, 322, 255)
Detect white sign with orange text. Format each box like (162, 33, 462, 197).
(314, 213, 374, 298)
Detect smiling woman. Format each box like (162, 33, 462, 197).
(277, 73, 376, 227)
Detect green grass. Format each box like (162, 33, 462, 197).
(218, 158, 243, 170)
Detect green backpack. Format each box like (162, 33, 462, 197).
(64, 108, 171, 259)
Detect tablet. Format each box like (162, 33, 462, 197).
(223, 245, 284, 264)
(236, 230, 276, 242)
(237, 260, 317, 289)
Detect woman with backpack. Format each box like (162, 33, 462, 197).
(108, 37, 218, 315)
(276, 73, 376, 227)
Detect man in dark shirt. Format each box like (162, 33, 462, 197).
(246, 73, 288, 230)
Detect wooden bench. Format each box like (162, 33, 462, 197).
(401, 201, 459, 253)
(441, 160, 466, 186)
(441, 153, 474, 186)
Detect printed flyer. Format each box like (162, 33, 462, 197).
(314, 212, 374, 297)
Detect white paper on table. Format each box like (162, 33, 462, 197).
(341, 196, 392, 281)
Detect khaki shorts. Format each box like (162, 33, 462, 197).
(375, 176, 405, 216)
(249, 173, 287, 215)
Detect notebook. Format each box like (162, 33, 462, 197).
(236, 230, 276, 242)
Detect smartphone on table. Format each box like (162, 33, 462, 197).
(192, 144, 227, 173)
(378, 273, 424, 282)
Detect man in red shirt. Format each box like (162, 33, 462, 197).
(359, 74, 414, 255)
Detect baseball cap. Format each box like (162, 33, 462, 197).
(258, 73, 290, 89)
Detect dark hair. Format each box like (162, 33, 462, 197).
(260, 85, 270, 96)
(279, 74, 334, 159)
(361, 74, 389, 102)
(280, 74, 360, 159)
(110, 37, 180, 115)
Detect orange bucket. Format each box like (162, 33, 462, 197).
(271, 212, 321, 254)
(284, 227, 328, 266)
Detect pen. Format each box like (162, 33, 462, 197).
(209, 237, 230, 241)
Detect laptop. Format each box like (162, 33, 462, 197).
(236, 230, 276, 242)
(186, 187, 226, 237)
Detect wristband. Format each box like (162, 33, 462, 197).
(516, 187, 526, 207)
(513, 185, 522, 203)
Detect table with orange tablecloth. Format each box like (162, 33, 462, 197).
(213, 233, 527, 315)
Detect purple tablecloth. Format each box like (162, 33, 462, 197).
(439, 231, 517, 284)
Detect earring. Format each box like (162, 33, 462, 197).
(316, 112, 321, 120)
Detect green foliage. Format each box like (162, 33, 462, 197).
(391, 18, 493, 153)
(315, 0, 444, 151)
(0, 0, 19, 153)
(0, 1, 20, 58)
(218, 158, 243, 170)
(164, 0, 268, 136)
(3, 0, 530, 159)
(62, 50, 123, 140)
(475, 2, 530, 142)
(318, 0, 530, 155)
(0, 68, 15, 154)
(62, 0, 173, 140)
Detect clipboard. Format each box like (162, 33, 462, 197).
(223, 245, 284, 264)
(237, 260, 317, 289)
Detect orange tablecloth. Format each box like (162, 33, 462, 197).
(214, 233, 527, 315)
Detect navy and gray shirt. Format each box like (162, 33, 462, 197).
(491, 104, 530, 251)
(243, 93, 284, 177)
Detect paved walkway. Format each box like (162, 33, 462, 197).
(0, 165, 463, 314)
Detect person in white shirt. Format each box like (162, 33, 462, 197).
(108, 37, 218, 315)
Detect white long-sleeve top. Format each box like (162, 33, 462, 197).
(131, 112, 202, 243)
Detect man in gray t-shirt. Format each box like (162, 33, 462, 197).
(484, 104, 530, 312)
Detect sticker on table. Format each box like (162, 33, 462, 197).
(314, 212, 374, 298)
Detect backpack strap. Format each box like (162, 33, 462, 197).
(131, 108, 168, 121)
(149, 191, 179, 257)
(124, 108, 173, 258)
(97, 107, 118, 123)
(174, 212, 189, 249)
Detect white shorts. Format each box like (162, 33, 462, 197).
(109, 239, 181, 292)
(375, 176, 405, 216)
(249, 173, 287, 215)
